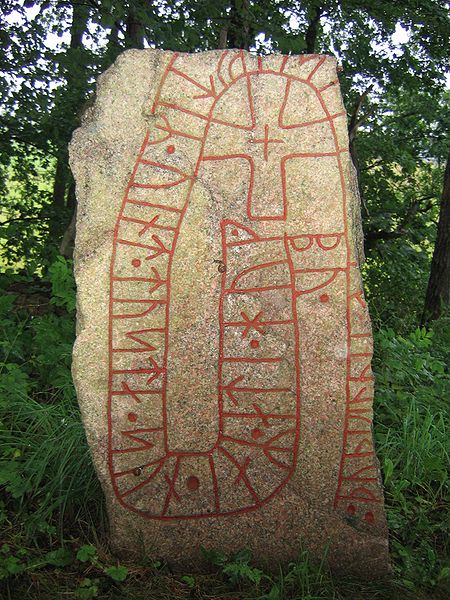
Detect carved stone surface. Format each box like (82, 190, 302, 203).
(70, 49, 389, 577)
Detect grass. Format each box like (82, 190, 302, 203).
(1, 391, 104, 539)
(0, 262, 449, 599)
(372, 326, 449, 594)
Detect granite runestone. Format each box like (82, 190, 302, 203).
(70, 49, 390, 577)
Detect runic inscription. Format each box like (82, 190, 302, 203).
(71, 49, 389, 575)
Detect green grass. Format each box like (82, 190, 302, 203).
(0, 261, 449, 599)
(373, 326, 449, 593)
(0, 391, 104, 539)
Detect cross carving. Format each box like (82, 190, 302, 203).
(200, 73, 335, 221)
(250, 124, 284, 161)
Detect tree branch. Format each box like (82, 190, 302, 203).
(365, 195, 436, 250)
(348, 86, 373, 142)
(360, 158, 384, 172)
(0, 216, 50, 226)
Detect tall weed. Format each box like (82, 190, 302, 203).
(373, 326, 449, 591)
(0, 259, 103, 543)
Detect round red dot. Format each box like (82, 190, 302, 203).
(252, 428, 263, 440)
(231, 228, 239, 236)
(250, 339, 259, 349)
(132, 258, 141, 268)
(364, 511, 375, 523)
(127, 412, 138, 422)
(167, 145, 175, 154)
(320, 294, 329, 303)
(346, 504, 356, 516)
(186, 476, 200, 491)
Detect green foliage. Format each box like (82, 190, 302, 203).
(47, 255, 77, 312)
(105, 565, 129, 582)
(77, 545, 98, 563)
(0, 543, 73, 582)
(0, 544, 26, 580)
(0, 149, 56, 270)
(180, 574, 196, 588)
(76, 543, 129, 586)
(0, 538, 128, 598)
(374, 325, 449, 592)
(262, 551, 340, 600)
(201, 545, 404, 599)
(203, 547, 265, 587)
(0, 258, 102, 540)
(364, 239, 432, 332)
(75, 578, 101, 599)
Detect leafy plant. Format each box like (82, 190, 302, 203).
(180, 574, 196, 588)
(75, 577, 101, 600)
(374, 325, 449, 592)
(203, 547, 265, 588)
(77, 544, 129, 583)
(0, 259, 103, 543)
(47, 256, 76, 312)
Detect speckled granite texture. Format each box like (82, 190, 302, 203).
(70, 49, 390, 577)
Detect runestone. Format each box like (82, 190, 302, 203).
(70, 50, 390, 577)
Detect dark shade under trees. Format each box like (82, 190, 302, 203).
(422, 149, 450, 323)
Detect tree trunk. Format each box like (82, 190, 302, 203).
(51, 1, 88, 211)
(218, 26, 228, 49)
(52, 154, 67, 207)
(51, 0, 89, 252)
(227, 0, 252, 50)
(67, 177, 76, 210)
(60, 207, 77, 259)
(305, 5, 322, 54)
(422, 149, 450, 324)
(348, 88, 372, 215)
(124, 3, 145, 49)
(103, 18, 122, 69)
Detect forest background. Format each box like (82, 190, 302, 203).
(0, 1, 449, 599)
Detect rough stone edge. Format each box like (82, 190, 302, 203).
(69, 49, 168, 525)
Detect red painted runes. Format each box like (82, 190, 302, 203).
(107, 51, 375, 522)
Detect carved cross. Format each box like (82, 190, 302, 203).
(201, 73, 335, 221)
